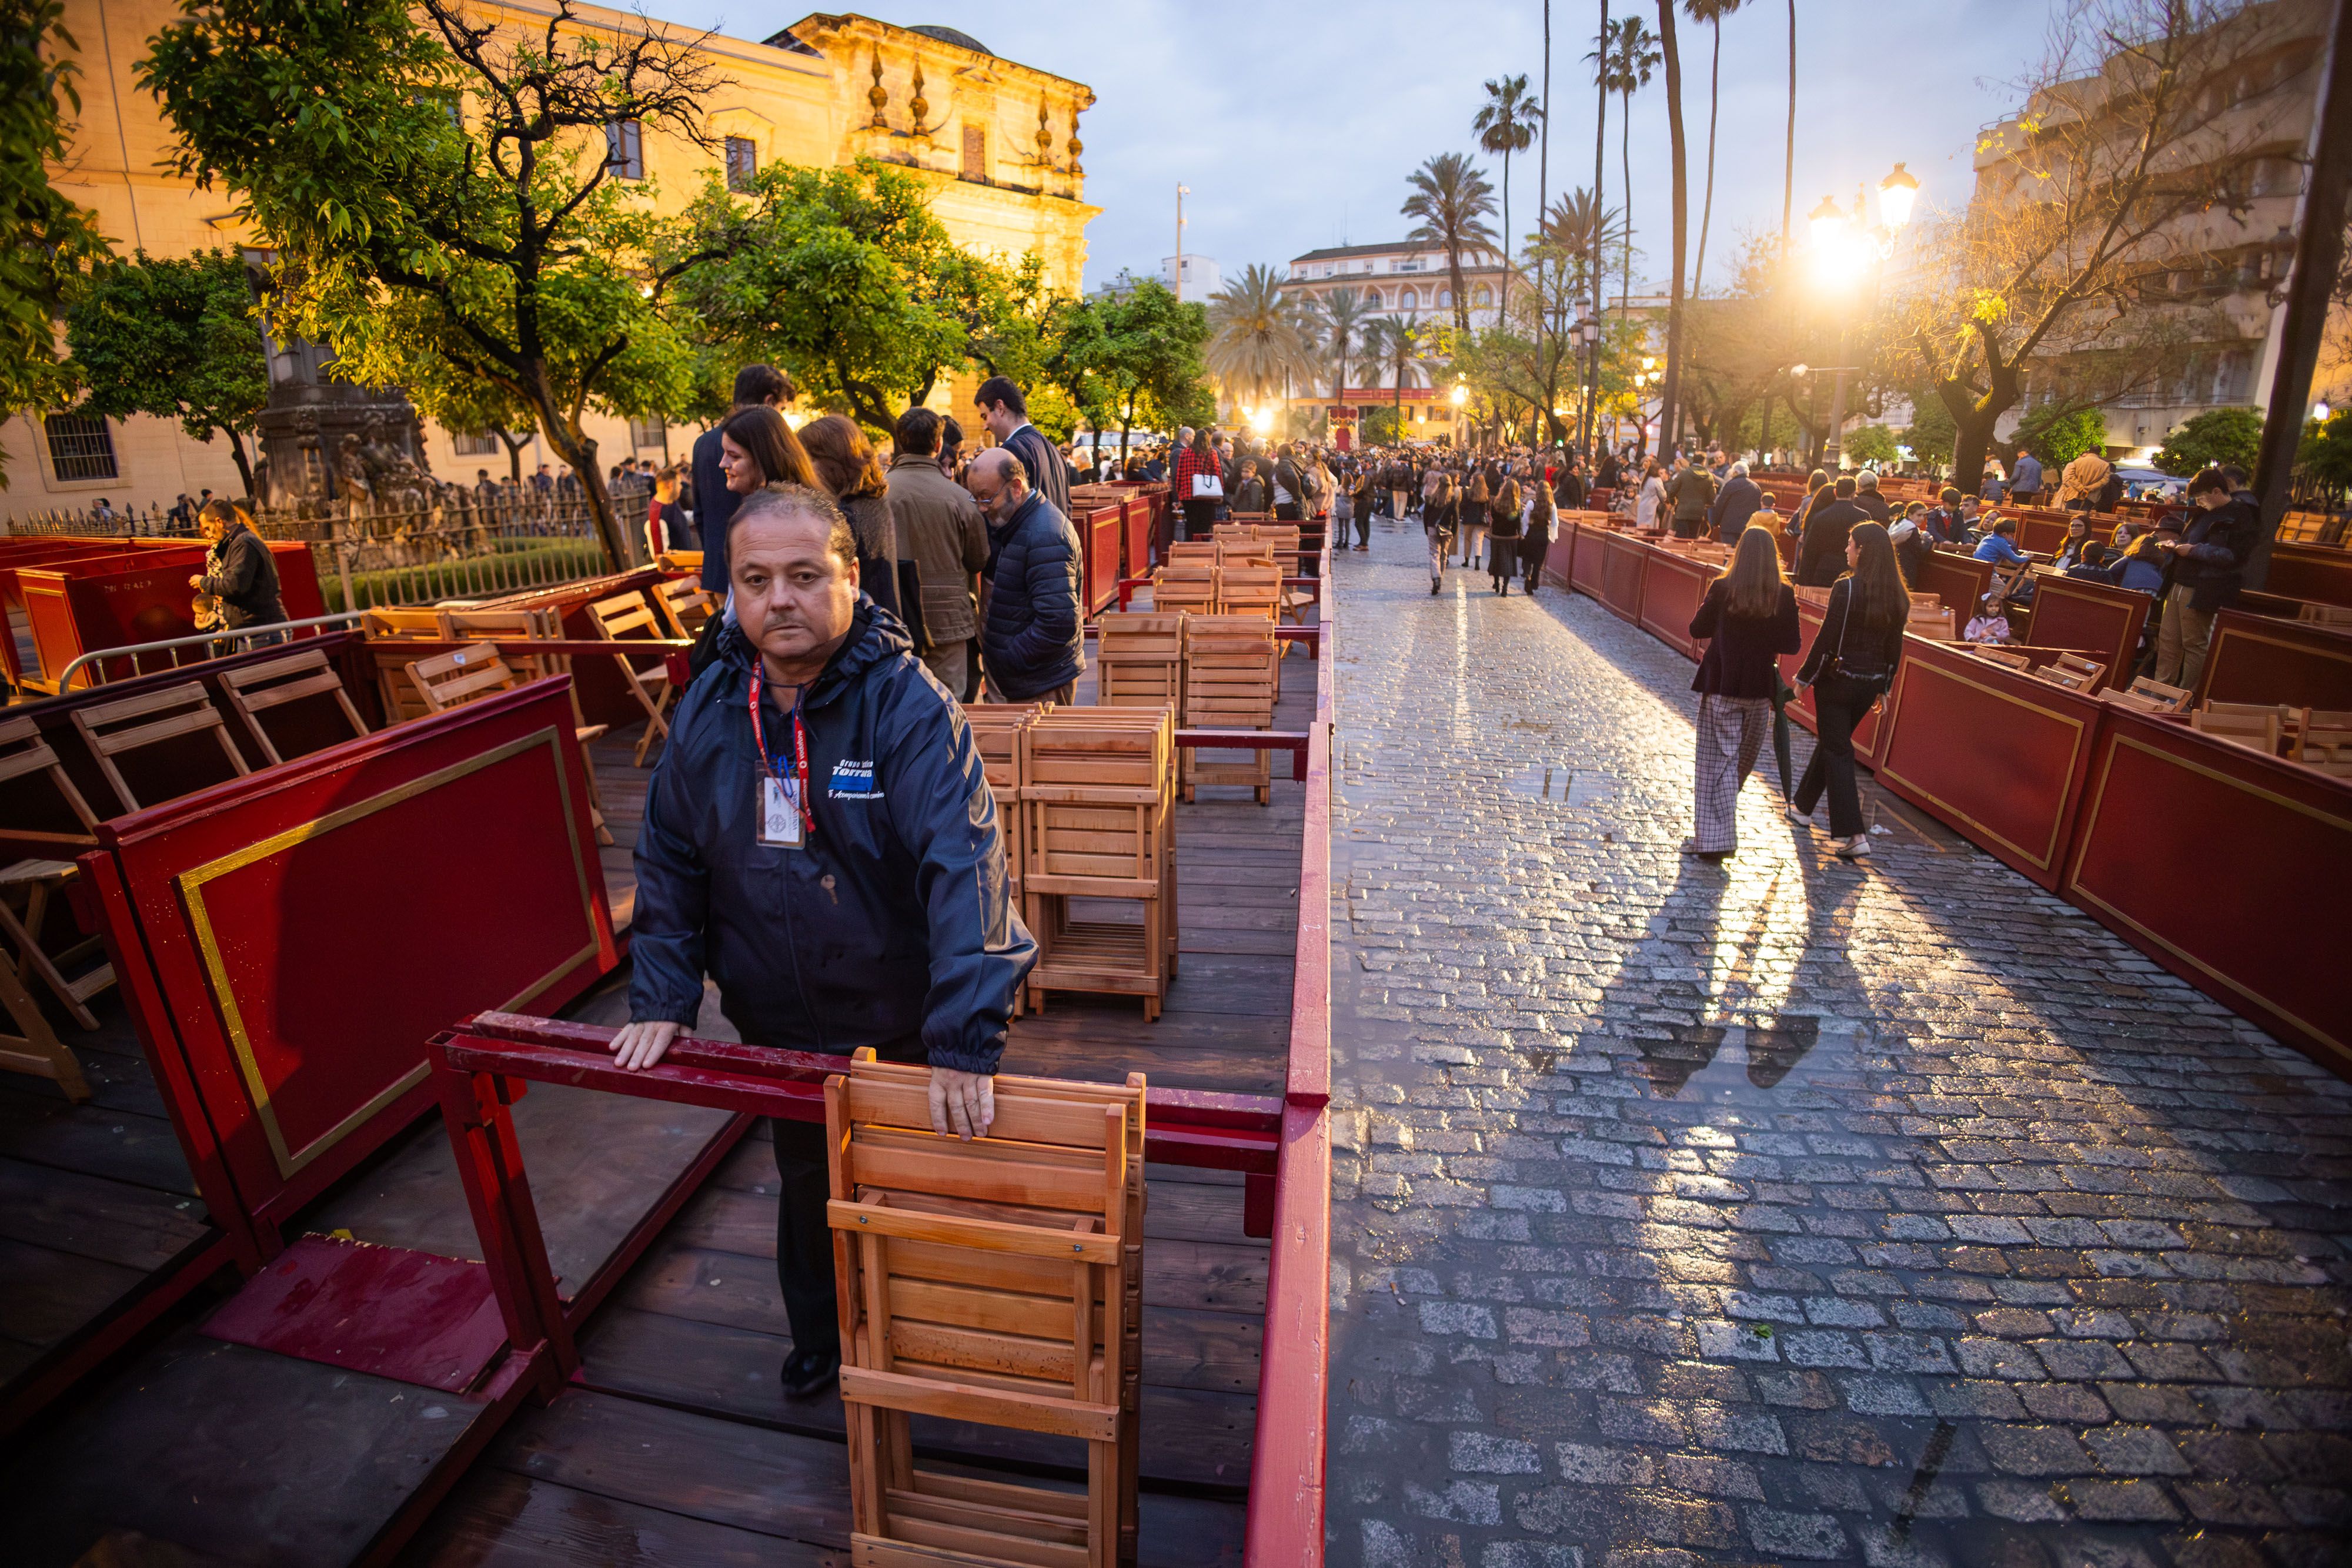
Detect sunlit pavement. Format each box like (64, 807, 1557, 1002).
(1322, 513, 2352, 1568)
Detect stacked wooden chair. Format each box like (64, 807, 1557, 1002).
(826, 1051, 1144, 1568)
(654, 577, 719, 641)
(959, 703, 1045, 907)
(1018, 705, 1177, 1019)
(70, 681, 250, 811)
(1093, 613, 1186, 712)
(1965, 646, 2033, 673)
(2190, 701, 2286, 755)
(1213, 560, 1282, 623)
(1180, 616, 1280, 806)
(1148, 560, 1217, 617)
(1905, 601, 1957, 641)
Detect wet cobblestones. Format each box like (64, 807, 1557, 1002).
(1322, 519, 2352, 1568)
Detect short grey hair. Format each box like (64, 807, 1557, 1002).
(1177, 426, 1194, 446)
(1856, 470, 1880, 490)
(729, 480, 856, 567)
(1729, 461, 1749, 479)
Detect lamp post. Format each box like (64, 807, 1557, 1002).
(1572, 312, 1601, 454)
(1805, 163, 1915, 470)
(1174, 183, 1190, 302)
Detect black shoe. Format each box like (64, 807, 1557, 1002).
(780, 1347, 840, 1400)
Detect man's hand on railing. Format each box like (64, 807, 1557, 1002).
(930, 1066, 995, 1140)
(608, 1019, 683, 1071)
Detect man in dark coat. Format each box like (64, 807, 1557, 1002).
(969, 449, 1084, 703)
(1795, 476, 1870, 586)
(1666, 456, 1716, 539)
(610, 481, 1035, 1402)
(1707, 460, 1764, 542)
(2151, 466, 2264, 688)
(974, 375, 1069, 523)
(691, 363, 791, 595)
(1853, 470, 1893, 526)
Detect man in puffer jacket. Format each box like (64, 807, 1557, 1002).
(608, 482, 1037, 1402)
(969, 448, 1084, 703)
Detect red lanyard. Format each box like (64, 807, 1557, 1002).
(747, 671, 814, 838)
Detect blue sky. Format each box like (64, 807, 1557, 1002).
(650, 1, 2038, 293)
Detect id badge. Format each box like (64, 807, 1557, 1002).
(757, 771, 804, 848)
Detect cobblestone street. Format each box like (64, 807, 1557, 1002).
(1322, 513, 2352, 1568)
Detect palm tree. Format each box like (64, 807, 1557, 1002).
(1590, 15, 1659, 321)
(1685, 0, 1747, 302)
(1204, 263, 1314, 413)
(1537, 188, 1623, 305)
(1472, 75, 1542, 320)
(1589, 1, 1608, 455)
(1315, 287, 1374, 403)
(1655, 0, 1690, 450)
(1368, 315, 1428, 425)
(1399, 152, 1499, 335)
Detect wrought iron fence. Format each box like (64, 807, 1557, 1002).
(5, 491, 642, 611)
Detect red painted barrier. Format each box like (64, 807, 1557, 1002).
(2197, 610, 2352, 709)
(80, 677, 619, 1262)
(1638, 549, 1713, 661)
(15, 543, 326, 691)
(2263, 541, 2352, 608)
(2025, 573, 2149, 683)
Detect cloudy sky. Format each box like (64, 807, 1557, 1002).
(653, 1, 2042, 293)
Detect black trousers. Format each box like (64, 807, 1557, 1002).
(1792, 676, 1881, 837)
(769, 1038, 927, 1359)
(1354, 510, 1371, 547)
(1181, 499, 1217, 540)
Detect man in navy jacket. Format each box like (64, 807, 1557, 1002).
(609, 481, 1036, 1400)
(970, 449, 1085, 703)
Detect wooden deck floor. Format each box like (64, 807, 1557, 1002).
(0, 621, 1315, 1566)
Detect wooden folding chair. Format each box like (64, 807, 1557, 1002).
(1093, 612, 1186, 711)
(218, 648, 369, 766)
(827, 1052, 1144, 1568)
(1150, 564, 1217, 617)
(586, 591, 678, 766)
(2190, 703, 2283, 755)
(406, 648, 612, 845)
(652, 577, 719, 641)
(69, 681, 250, 814)
(0, 718, 112, 1054)
(360, 607, 446, 640)
(1214, 562, 1282, 621)
(440, 609, 616, 845)
(1181, 615, 1279, 805)
(2107, 676, 2193, 716)
(2030, 653, 2106, 694)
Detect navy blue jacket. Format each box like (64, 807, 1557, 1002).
(982, 491, 1085, 700)
(1708, 474, 1765, 543)
(691, 426, 736, 594)
(629, 601, 1035, 1072)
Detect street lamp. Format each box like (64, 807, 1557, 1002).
(1450, 382, 1468, 407)
(1877, 162, 1920, 232)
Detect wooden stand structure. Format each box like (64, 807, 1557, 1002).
(1093, 613, 1186, 710)
(962, 703, 1045, 907)
(1181, 617, 1280, 805)
(1020, 706, 1177, 1019)
(827, 1051, 1145, 1567)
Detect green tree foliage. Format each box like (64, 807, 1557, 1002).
(2013, 403, 2110, 468)
(1360, 405, 1402, 445)
(1400, 152, 1499, 335)
(2300, 408, 2352, 494)
(1, 0, 112, 474)
(66, 249, 269, 495)
(1900, 393, 1956, 470)
(1843, 423, 1899, 467)
(142, 0, 720, 566)
(1095, 280, 1211, 456)
(2153, 405, 2261, 477)
(683, 158, 1048, 436)
(1205, 264, 1314, 410)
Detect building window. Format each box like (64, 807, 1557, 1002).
(961, 123, 987, 181)
(604, 120, 644, 180)
(724, 136, 758, 192)
(452, 430, 500, 457)
(629, 416, 667, 450)
(44, 412, 117, 482)
(1474, 286, 1492, 306)
(1400, 288, 1418, 310)
(1365, 289, 1383, 308)
(1438, 289, 1452, 307)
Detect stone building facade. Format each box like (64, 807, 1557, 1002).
(6, 5, 1095, 518)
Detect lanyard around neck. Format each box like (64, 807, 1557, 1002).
(747, 671, 814, 839)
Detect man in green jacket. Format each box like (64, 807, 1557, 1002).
(1666, 456, 1717, 540)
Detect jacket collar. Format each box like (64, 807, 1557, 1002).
(714, 597, 914, 710)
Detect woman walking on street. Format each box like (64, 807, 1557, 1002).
(1175, 427, 1222, 541)
(1424, 470, 1458, 594)
(1683, 526, 1800, 860)
(1519, 476, 1555, 591)
(1636, 459, 1666, 530)
(1486, 467, 1523, 594)
(1789, 520, 1909, 861)
(1460, 465, 1491, 571)
(1351, 464, 1376, 549)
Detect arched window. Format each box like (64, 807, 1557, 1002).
(1474, 286, 1492, 307)
(1400, 287, 1418, 309)
(1438, 289, 1452, 307)
(1365, 289, 1384, 308)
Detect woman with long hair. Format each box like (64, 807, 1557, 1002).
(1485, 464, 1522, 595)
(719, 404, 821, 499)
(796, 414, 900, 618)
(1459, 464, 1490, 571)
(1789, 520, 1910, 860)
(1423, 470, 1458, 594)
(1684, 526, 1800, 860)
(1518, 477, 1555, 593)
(1636, 459, 1666, 530)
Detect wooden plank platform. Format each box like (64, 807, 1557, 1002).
(5, 611, 1310, 1566)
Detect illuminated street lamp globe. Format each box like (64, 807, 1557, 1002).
(1808, 193, 1847, 250)
(1449, 383, 1468, 407)
(1878, 162, 1920, 232)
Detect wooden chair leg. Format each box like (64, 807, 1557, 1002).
(577, 741, 616, 847)
(1, 888, 105, 1032)
(0, 961, 90, 1101)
